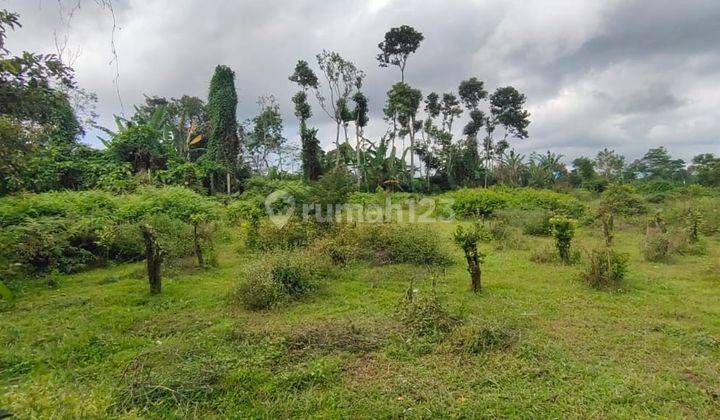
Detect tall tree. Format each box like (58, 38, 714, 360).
(247, 95, 284, 175)
(385, 82, 422, 188)
(483, 86, 531, 187)
(632, 147, 685, 181)
(377, 25, 424, 82)
(351, 91, 369, 187)
(689, 153, 720, 187)
(314, 51, 364, 166)
(595, 148, 625, 182)
(289, 60, 322, 181)
(458, 77, 488, 186)
(206, 65, 239, 194)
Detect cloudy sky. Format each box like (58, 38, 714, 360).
(5, 0, 720, 163)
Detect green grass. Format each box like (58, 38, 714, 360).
(1, 221, 720, 418)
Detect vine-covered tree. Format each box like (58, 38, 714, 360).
(206, 65, 239, 194)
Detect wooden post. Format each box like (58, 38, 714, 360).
(140, 224, 163, 294)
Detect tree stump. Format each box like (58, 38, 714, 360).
(140, 224, 164, 294)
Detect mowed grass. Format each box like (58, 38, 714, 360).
(1, 221, 719, 418)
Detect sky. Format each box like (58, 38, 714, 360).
(5, 0, 720, 163)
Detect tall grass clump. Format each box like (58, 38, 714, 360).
(396, 288, 459, 337)
(580, 248, 628, 290)
(236, 251, 331, 310)
(643, 212, 670, 262)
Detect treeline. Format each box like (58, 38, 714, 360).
(1, 10, 719, 197)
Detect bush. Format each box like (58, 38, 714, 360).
(317, 223, 451, 266)
(440, 188, 585, 219)
(447, 188, 509, 218)
(453, 223, 488, 292)
(643, 232, 671, 262)
(236, 262, 285, 310)
(520, 210, 552, 236)
(580, 248, 628, 289)
(236, 251, 331, 310)
(670, 229, 708, 256)
(247, 218, 321, 251)
(118, 186, 222, 223)
(550, 215, 577, 265)
(396, 290, 458, 337)
(97, 222, 144, 262)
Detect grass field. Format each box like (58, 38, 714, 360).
(1, 218, 720, 418)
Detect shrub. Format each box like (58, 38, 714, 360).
(453, 223, 488, 292)
(143, 214, 195, 260)
(519, 210, 552, 236)
(97, 222, 144, 262)
(448, 188, 509, 218)
(643, 232, 671, 262)
(0, 190, 118, 227)
(317, 223, 451, 266)
(670, 229, 708, 256)
(441, 188, 585, 219)
(643, 213, 670, 262)
(247, 218, 321, 251)
(549, 215, 577, 265)
(118, 186, 222, 223)
(597, 184, 646, 246)
(396, 290, 458, 337)
(685, 207, 702, 243)
(0, 187, 223, 288)
(580, 248, 628, 290)
(508, 188, 585, 218)
(236, 251, 331, 310)
(236, 262, 285, 310)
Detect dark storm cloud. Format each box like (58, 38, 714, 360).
(5, 0, 720, 162)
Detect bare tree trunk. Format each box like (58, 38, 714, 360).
(209, 173, 215, 195)
(193, 223, 205, 268)
(226, 171, 231, 195)
(409, 117, 416, 191)
(602, 213, 614, 246)
(334, 122, 341, 166)
(466, 252, 481, 293)
(355, 124, 363, 188)
(140, 224, 163, 295)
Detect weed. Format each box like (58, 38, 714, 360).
(580, 247, 628, 290)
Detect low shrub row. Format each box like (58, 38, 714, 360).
(0, 186, 223, 284)
(438, 187, 586, 219)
